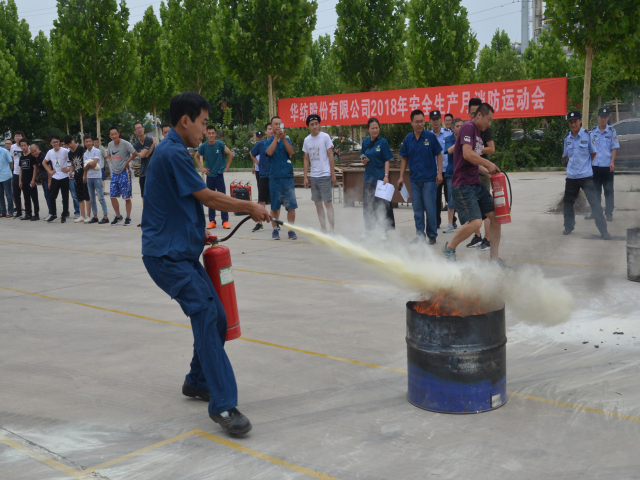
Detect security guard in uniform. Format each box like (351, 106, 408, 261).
(562, 110, 611, 240)
(586, 107, 620, 222)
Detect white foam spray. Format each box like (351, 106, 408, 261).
(282, 222, 574, 325)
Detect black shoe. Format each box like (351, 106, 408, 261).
(124, 217, 132, 226)
(606, 214, 613, 222)
(563, 229, 572, 235)
(428, 237, 436, 245)
(182, 379, 211, 402)
(111, 215, 123, 226)
(466, 234, 483, 248)
(479, 238, 491, 251)
(20, 215, 32, 220)
(137, 223, 141, 227)
(61, 216, 66, 223)
(47, 215, 58, 223)
(13, 212, 22, 218)
(252, 223, 263, 232)
(441, 206, 448, 212)
(584, 214, 594, 220)
(602, 232, 612, 240)
(98, 217, 109, 224)
(30, 215, 40, 221)
(453, 221, 458, 229)
(88, 217, 99, 224)
(210, 408, 252, 436)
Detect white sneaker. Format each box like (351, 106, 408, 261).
(43, 214, 52, 221)
(442, 224, 455, 234)
(74, 216, 85, 223)
(74, 215, 80, 219)
(84, 217, 92, 223)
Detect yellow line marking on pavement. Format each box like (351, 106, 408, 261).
(78, 430, 198, 477)
(234, 269, 396, 289)
(2, 286, 639, 426)
(507, 392, 640, 423)
(0, 434, 80, 477)
(239, 337, 407, 373)
(194, 430, 339, 479)
(577, 309, 640, 319)
(0, 240, 139, 259)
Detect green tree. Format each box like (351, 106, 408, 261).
(0, 31, 21, 118)
(475, 30, 524, 83)
(546, 0, 640, 127)
(132, 7, 170, 139)
(161, 0, 220, 99)
(51, 0, 138, 139)
(591, 52, 640, 120)
(0, 0, 52, 138)
(333, 0, 404, 91)
(215, 0, 317, 118)
(406, 0, 478, 88)
(522, 30, 567, 80)
(286, 34, 346, 98)
(44, 63, 77, 135)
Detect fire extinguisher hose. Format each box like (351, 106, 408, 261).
(502, 171, 513, 208)
(216, 215, 284, 243)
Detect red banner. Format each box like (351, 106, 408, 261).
(278, 77, 567, 127)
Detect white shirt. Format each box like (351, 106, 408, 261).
(302, 131, 334, 178)
(83, 147, 102, 179)
(10, 144, 22, 175)
(255, 154, 260, 172)
(45, 147, 71, 180)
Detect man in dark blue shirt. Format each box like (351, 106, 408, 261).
(249, 123, 273, 232)
(141, 92, 269, 436)
(398, 109, 443, 245)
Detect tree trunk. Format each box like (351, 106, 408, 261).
(582, 45, 593, 129)
(79, 110, 84, 138)
(597, 93, 601, 110)
(66, 119, 69, 135)
(268, 74, 274, 118)
(96, 103, 101, 141)
(153, 105, 159, 141)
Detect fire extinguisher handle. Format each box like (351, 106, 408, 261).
(502, 171, 513, 209)
(270, 217, 284, 226)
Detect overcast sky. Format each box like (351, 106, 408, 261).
(20, 0, 526, 57)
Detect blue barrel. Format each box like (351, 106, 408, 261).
(406, 301, 507, 413)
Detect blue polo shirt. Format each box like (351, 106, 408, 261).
(399, 130, 443, 183)
(250, 138, 270, 178)
(432, 128, 453, 173)
(563, 128, 596, 179)
(590, 124, 620, 167)
(0, 148, 11, 182)
(141, 128, 208, 262)
(443, 134, 456, 178)
(197, 140, 227, 176)
(361, 136, 394, 185)
(265, 136, 294, 179)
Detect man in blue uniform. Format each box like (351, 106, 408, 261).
(586, 107, 620, 222)
(141, 92, 270, 436)
(562, 110, 610, 240)
(429, 110, 453, 229)
(250, 123, 273, 232)
(398, 109, 443, 245)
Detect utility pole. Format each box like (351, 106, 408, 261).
(521, 0, 530, 52)
(532, 0, 544, 43)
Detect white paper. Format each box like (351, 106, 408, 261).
(375, 180, 395, 202)
(399, 184, 410, 202)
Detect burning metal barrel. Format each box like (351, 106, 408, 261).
(628, 228, 640, 282)
(406, 296, 507, 413)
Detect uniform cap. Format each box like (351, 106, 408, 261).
(306, 114, 322, 126)
(567, 110, 582, 120)
(598, 107, 610, 116)
(429, 110, 442, 119)
(256, 131, 264, 137)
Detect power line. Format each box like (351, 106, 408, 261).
(470, 9, 521, 24)
(468, 0, 521, 16)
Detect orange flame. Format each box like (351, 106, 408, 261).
(413, 292, 487, 317)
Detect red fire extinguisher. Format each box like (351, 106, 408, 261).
(203, 235, 241, 341)
(491, 172, 512, 225)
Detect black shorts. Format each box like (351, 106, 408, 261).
(258, 176, 270, 204)
(75, 174, 90, 201)
(452, 184, 494, 226)
(140, 176, 146, 198)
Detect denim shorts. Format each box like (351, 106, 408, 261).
(452, 183, 494, 225)
(269, 177, 298, 211)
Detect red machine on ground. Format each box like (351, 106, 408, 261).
(491, 173, 512, 225)
(203, 235, 241, 341)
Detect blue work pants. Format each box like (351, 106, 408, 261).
(0, 178, 14, 215)
(206, 175, 229, 223)
(142, 255, 238, 415)
(411, 180, 438, 239)
(67, 176, 80, 216)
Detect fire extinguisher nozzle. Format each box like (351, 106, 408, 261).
(270, 217, 284, 226)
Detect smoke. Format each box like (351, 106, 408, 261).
(283, 222, 574, 326)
